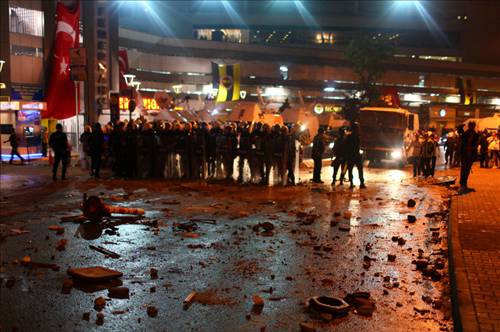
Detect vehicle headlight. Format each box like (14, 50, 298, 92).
(300, 124, 307, 131)
(329, 142, 335, 149)
(390, 150, 402, 159)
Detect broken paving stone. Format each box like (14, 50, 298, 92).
(330, 220, 339, 227)
(433, 300, 443, 309)
(96, 312, 104, 325)
(414, 307, 430, 314)
(56, 239, 68, 251)
(300, 322, 316, 332)
(338, 225, 351, 232)
(61, 278, 73, 294)
(422, 295, 433, 304)
(407, 199, 417, 208)
(21, 255, 31, 266)
(414, 260, 429, 270)
(82, 312, 90, 321)
(391, 236, 399, 242)
(147, 306, 158, 317)
(67, 266, 122, 282)
(150, 287, 156, 293)
(343, 211, 352, 219)
(48, 225, 65, 235)
(396, 302, 403, 307)
(150, 268, 158, 279)
(252, 295, 265, 307)
(94, 297, 106, 311)
(407, 215, 417, 223)
(108, 287, 130, 299)
(388, 254, 396, 262)
(397, 238, 406, 246)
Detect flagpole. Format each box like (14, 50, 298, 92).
(75, 81, 80, 154)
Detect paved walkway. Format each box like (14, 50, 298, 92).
(448, 166, 500, 332)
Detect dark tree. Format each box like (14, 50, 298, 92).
(344, 34, 394, 104)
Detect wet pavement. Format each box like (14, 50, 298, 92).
(0, 162, 453, 331)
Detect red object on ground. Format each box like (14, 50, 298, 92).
(44, 1, 80, 119)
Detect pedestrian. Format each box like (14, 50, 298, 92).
(237, 122, 252, 183)
(457, 122, 479, 193)
(4, 128, 24, 164)
(79, 125, 92, 172)
(421, 133, 434, 177)
(90, 123, 104, 178)
(41, 126, 48, 157)
(344, 123, 366, 188)
(487, 132, 499, 168)
(286, 124, 299, 185)
(408, 133, 422, 177)
(331, 127, 347, 185)
(478, 130, 489, 168)
(430, 134, 440, 177)
(49, 123, 69, 180)
(444, 132, 456, 167)
(311, 127, 325, 183)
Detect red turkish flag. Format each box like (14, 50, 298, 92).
(118, 49, 129, 92)
(44, 0, 80, 119)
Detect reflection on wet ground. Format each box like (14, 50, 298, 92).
(0, 165, 453, 331)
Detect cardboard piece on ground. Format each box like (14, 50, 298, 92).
(68, 266, 123, 282)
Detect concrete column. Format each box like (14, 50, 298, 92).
(0, 0, 11, 97)
(42, 0, 56, 94)
(82, 0, 97, 125)
(108, 1, 119, 93)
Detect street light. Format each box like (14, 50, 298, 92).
(123, 74, 136, 120)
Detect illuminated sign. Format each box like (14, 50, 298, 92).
(21, 102, 46, 110)
(314, 104, 324, 114)
(439, 109, 447, 117)
(119, 97, 160, 111)
(314, 104, 341, 114)
(0, 101, 20, 111)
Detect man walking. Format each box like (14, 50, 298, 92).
(49, 123, 69, 180)
(4, 128, 24, 164)
(312, 128, 325, 183)
(344, 123, 366, 189)
(458, 122, 479, 193)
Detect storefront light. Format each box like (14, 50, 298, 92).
(0, 60, 5, 72)
(123, 74, 135, 86)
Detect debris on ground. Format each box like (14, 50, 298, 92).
(61, 278, 73, 294)
(150, 268, 158, 279)
(252, 222, 275, 236)
(407, 199, 416, 208)
(407, 215, 417, 223)
(344, 292, 376, 316)
(299, 322, 317, 332)
(108, 287, 129, 299)
(147, 306, 158, 317)
(96, 312, 104, 325)
(48, 225, 65, 235)
(94, 297, 106, 311)
(89, 245, 120, 259)
(56, 239, 68, 251)
(67, 266, 123, 282)
(252, 295, 265, 307)
(308, 296, 350, 316)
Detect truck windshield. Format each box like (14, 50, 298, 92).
(360, 111, 405, 129)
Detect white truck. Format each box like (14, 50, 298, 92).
(359, 107, 419, 167)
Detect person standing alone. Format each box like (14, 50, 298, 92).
(4, 128, 24, 164)
(90, 123, 104, 178)
(312, 128, 325, 183)
(49, 123, 69, 180)
(457, 122, 479, 193)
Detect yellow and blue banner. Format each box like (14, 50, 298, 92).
(212, 62, 240, 102)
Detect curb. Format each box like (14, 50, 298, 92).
(448, 195, 480, 332)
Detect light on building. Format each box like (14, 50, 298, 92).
(439, 109, 447, 117)
(490, 98, 500, 106)
(445, 95, 460, 104)
(0, 60, 5, 73)
(249, 75, 256, 79)
(123, 74, 136, 86)
(172, 84, 183, 94)
(279, 65, 288, 80)
(131, 81, 141, 91)
(324, 87, 335, 92)
(240, 90, 247, 99)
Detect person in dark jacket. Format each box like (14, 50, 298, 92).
(237, 122, 252, 183)
(312, 128, 325, 183)
(344, 123, 366, 188)
(49, 123, 68, 180)
(444, 133, 456, 167)
(4, 128, 24, 164)
(478, 130, 489, 168)
(90, 123, 104, 178)
(458, 122, 479, 193)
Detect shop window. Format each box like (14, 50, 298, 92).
(9, 6, 44, 37)
(10, 45, 43, 57)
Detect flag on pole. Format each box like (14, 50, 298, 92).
(118, 49, 129, 92)
(212, 62, 240, 103)
(44, 0, 80, 119)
